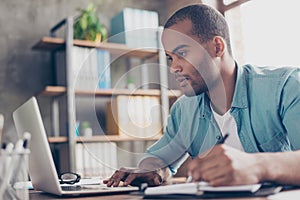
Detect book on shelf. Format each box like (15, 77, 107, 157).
(110, 7, 159, 49)
(106, 95, 162, 138)
(97, 49, 111, 89)
(75, 142, 117, 178)
(75, 142, 84, 176)
(55, 46, 111, 90)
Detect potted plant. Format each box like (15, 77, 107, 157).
(73, 3, 108, 42)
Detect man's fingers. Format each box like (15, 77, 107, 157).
(104, 172, 116, 186)
(123, 173, 138, 186)
(209, 175, 232, 186)
(123, 171, 163, 187)
(105, 170, 128, 187)
(113, 171, 127, 187)
(104, 168, 163, 187)
(201, 158, 232, 182)
(188, 145, 230, 181)
(150, 173, 163, 186)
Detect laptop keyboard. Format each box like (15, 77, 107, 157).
(61, 184, 116, 191)
(61, 185, 82, 191)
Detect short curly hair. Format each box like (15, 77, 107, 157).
(164, 4, 232, 56)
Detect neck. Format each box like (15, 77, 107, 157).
(207, 57, 236, 115)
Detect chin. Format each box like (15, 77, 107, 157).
(182, 89, 199, 97)
(182, 86, 205, 97)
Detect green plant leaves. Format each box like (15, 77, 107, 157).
(73, 3, 107, 42)
(79, 13, 88, 30)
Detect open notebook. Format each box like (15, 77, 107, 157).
(144, 181, 284, 199)
(145, 181, 262, 195)
(13, 97, 139, 196)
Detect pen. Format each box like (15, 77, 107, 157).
(1, 142, 14, 155)
(11, 132, 31, 184)
(186, 174, 193, 183)
(186, 133, 230, 183)
(217, 133, 229, 145)
(0, 114, 3, 146)
(0, 143, 14, 197)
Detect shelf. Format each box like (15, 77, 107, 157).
(48, 136, 68, 143)
(76, 134, 162, 143)
(40, 86, 182, 98)
(48, 135, 161, 144)
(32, 37, 158, 59)
(47, 135, 162, 143)
(39, 86, 66, 96)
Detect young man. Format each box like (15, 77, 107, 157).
(104, 4, 300, 187)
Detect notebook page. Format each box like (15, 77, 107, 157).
(144, 181, 262, 195)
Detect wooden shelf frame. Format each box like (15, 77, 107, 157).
(35, 17, 170, 172)
(217, 0, 251, 15)
(47, 135, 161, 143)
(40, 86, 182, 98)
(32, 36, 158, 59)
(76, 134, 162, 143)
(48, 136, 68, 143)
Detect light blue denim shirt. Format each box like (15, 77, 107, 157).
(146, 64, 300, 174)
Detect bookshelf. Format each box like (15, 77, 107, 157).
(33, 36, 158, 58)
(33, 16, 181, 174)
(77, 135, 162, 142)
(47, 135, 162, 143)
(40, 86, 181, 98)
(48, 136, 68, 143)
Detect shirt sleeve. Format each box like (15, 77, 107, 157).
(280, 69, 300, 149)
(141, 100, 189, 174)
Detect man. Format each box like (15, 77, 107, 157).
(104, 4, 300, 187)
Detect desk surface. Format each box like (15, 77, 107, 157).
(28, 178, 282, 200)
(29, 190, 141, 200)
(29, 190, 267, 200)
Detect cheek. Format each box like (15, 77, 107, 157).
(188, 68, 204, 87)
(187, 57, 207, 79)
(196, 56, 218, 81)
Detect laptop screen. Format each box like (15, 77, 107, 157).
(13, 97, 139, 196)
(13, 97, 64, 195)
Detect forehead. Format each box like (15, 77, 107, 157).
(162, 20, 202, 52)
(168, 19, 194, 35)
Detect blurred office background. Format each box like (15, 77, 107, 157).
(0, 0, 300, 143)
(0, 0, 202, 143)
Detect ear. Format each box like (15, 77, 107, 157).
(213, 36, 225, 57)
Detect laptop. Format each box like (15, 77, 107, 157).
(12, 97, 139, 196)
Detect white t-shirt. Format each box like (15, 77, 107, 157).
(211, 106, 244, 151)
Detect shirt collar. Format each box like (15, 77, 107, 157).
(231, 62, 248, 109)
(199, 62, 248, 118)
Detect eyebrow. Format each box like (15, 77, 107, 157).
(172, 44, 189, 54)
(165, 44, 190, 57)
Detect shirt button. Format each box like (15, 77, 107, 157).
(216, 135, 222, 140)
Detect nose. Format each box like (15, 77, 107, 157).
(169, 57, 183, 74)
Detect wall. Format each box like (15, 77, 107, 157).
(166, 0, 202, 17)
(0, 0, 170, 143)
(0, 0, 204, 143)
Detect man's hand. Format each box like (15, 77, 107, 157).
(103, 167, 163, 187)
(188, 145, 265, 186)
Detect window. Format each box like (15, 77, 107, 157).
(226, 0, 300, 67)
(223, 0, 238, 5)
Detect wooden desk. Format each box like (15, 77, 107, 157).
(29, 190, 142, 200)
(29, 190, 267, 200)
(28, 178, 280, 199)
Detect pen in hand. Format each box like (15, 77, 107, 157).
(217, 133, 229, 145)
(186, 133, 230, 183)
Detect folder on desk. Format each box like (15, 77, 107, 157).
(144, 182, 282, 199)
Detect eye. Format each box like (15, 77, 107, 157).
(166, 55, 173, 67)
(176, 50, 187, 58)
(166, 55, 172, 61)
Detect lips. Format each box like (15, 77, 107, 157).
(175, 75, 189, 87)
